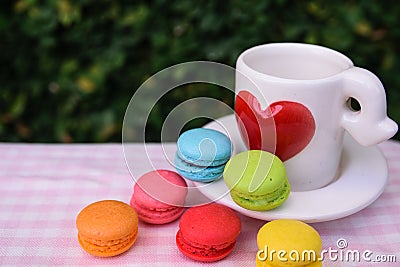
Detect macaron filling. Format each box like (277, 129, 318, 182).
(130, 197, 184, 223)
(176, 150, 230, 167)
(176, 230, 235, 259)
(78, 229, 138, 256)
(174, 153, 226, 182)
(231, 179, 290, 211)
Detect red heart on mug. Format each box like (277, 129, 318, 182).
(235, 90, 316, 162)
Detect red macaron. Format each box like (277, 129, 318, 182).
(130, 170, 188, 224)
(176, 203, 241, 262)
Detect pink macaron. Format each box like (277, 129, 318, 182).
(130, 170, 188, 224)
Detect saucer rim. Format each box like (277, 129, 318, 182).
(194, 114, 388, 223)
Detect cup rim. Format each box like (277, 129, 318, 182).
(237, 42, 354, 82)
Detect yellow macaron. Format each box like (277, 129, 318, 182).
(256, 219, 322, 267)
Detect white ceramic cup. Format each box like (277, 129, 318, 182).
(235, 43, 398, 191)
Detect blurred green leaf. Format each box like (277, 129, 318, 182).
(0, 0, 399, 142)
(10, 94, 27, 118)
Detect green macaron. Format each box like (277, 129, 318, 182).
(223, 150, 290, 211)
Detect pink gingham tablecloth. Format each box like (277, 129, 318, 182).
(0, 141, 399, 267)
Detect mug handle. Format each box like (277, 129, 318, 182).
(341, 67, 398, 146)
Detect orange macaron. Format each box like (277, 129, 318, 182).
(76, 200, 138, 257)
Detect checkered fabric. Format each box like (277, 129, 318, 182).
(0, 141, 399, 266)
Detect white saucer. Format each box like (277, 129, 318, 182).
(194, 114, 388, 223)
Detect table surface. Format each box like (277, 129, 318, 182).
(0, 140, 399, 267)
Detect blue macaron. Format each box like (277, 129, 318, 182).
(174, 128, 232, 182)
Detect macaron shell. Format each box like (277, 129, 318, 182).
(257, 220, 322, 266)
(177, 128, 232, 166)
(131, 170, 188, 224)
(224, 150, 290, 211)
(224, 150, 287, 195)
(179, 203, 241, 245)
(76, 200, 138, 240)
(76, 200, 138, 257)
(176, 203, 241, 262)
(133, 170, 188, 208)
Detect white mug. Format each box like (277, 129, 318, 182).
(235, 43, 398, 191)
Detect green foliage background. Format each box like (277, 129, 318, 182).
(1, 0, 399, 142)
